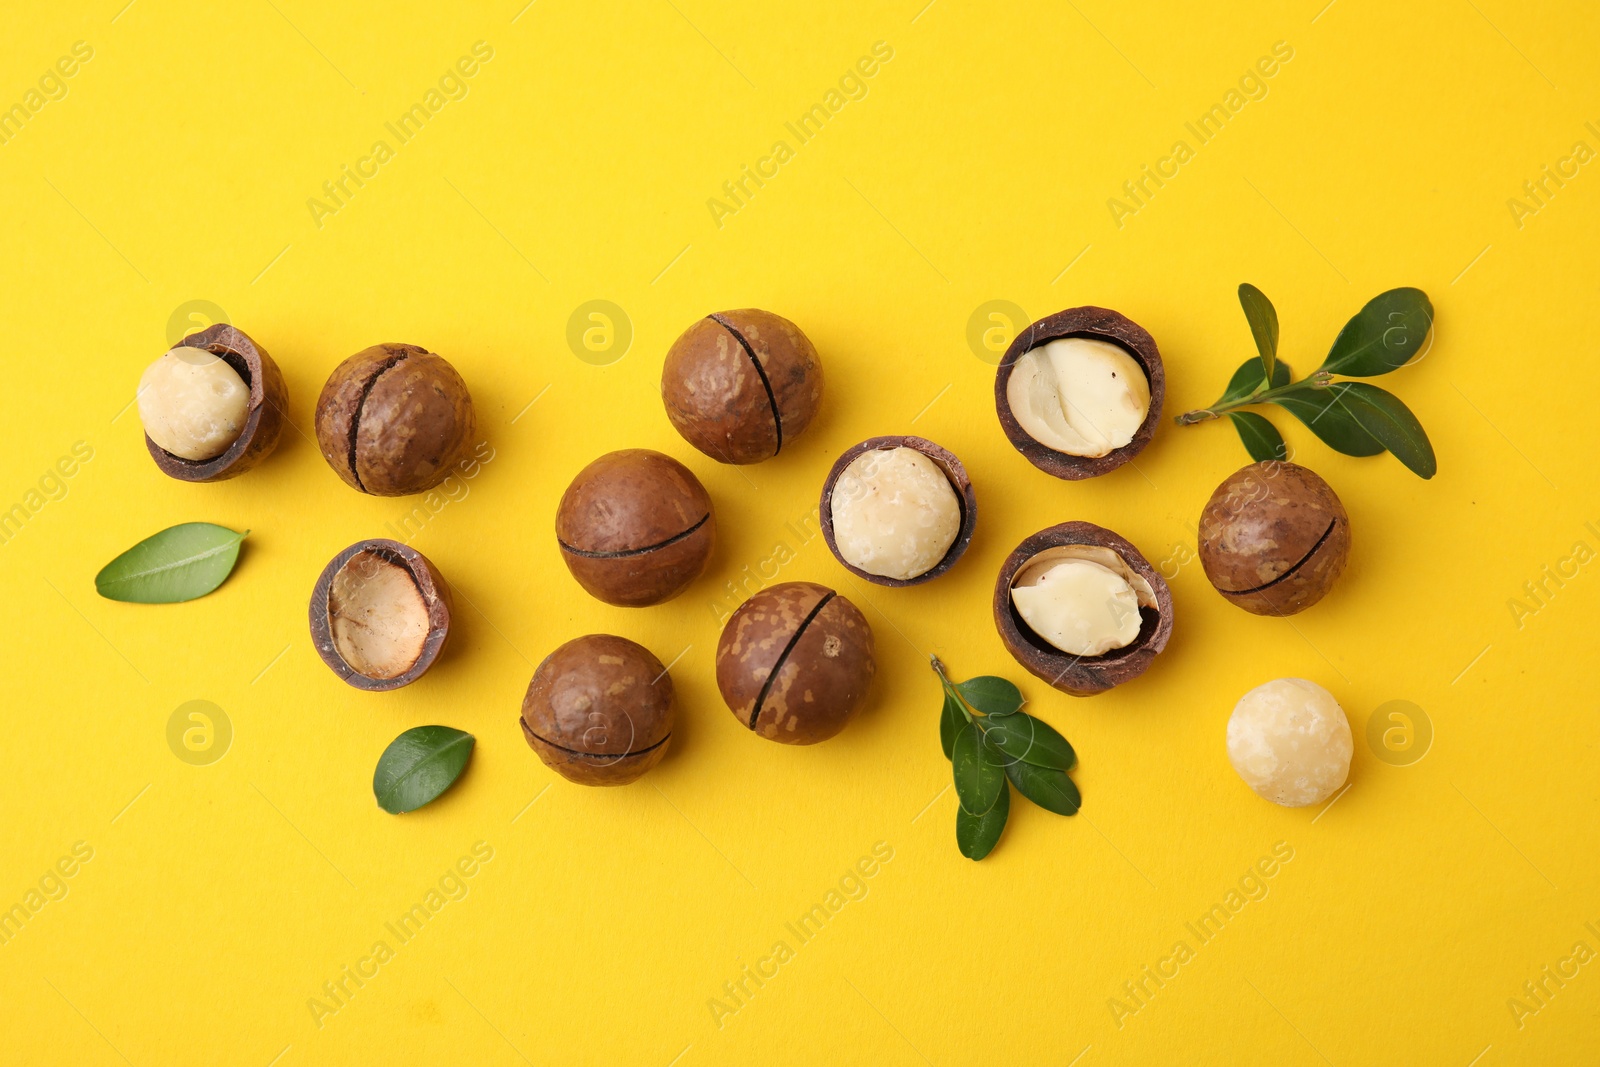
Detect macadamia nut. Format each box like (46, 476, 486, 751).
(829, 447, 960, 580)
(1226, 678, 1352, 807)
(138, 348, 250, 460)
(328, 551, 430, 680)
(1006, 337, 1150, 458)
(1009, 545, 1155, 656)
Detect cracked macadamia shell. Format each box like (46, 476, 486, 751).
(309, 539, 452, 691)
(994, 307, 1164, 479)
(1198, 461, 1351, 616)
(715, 581, 875, 745)
(314, 344, 476, 496)
(661, 309, 823, 464)
(1226, 678, 1352, 807)
(520, 634, 675, 786)
(820, 436, 976, 586)
(142, 324, 287, 482)
(556, 449, 716, 607)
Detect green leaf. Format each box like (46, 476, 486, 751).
(1331, 382, 1438, 478)
(1005, 760, 1081, 816)
(95, 523, 249, 603)
(1270, 384, 1385, 457)
(956, 676, 1023, 717)
(956, 780, 1009, 860)
(373, 725, 475, 814)
(980, 713, 1077, 771)
(939, 691, 964, 760)
(952, 721, 1005, 815)
(1213, 356, 1292, 408)
(1238, 283, 1279, 385)
(1319, 287, 1433, 377)
(1228, 411, 1287, 462)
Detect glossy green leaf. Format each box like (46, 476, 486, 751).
(956, 676, 1023, 717)
(981, 713, 1077, 771)
(1238, 283, 1279, 385)
(95, 523, 248, 603)
(1228, 410, 1288, 462)
(956, 780, 1009, 860)
(1332, 382, 1438, 478)
(373, 725, 475, 814)
(1213, 356, 1291, 408)
(939, 691, 964, 760)
(1005, 760, 1081, 816)
(952, 721, 1005, 815)
(1319, 288, 1433, 376)
(1270, 385, 1385, 457)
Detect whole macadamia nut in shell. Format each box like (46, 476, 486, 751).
(520, 634, 675, 786)
(661, 309, 823, 464)
(314, 343, 476, 496)
(1226, 677, 1352, 807)
(716, 581, 874, 744)
(556, 449, 716, 607)
(1198, 461, 1351, 616)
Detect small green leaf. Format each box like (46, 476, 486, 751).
(1228, 410, 1287, 462)
(1238, 283, 1279, 385)
(956, 676, 1023, 717)
(373, 725, 475, 814)
(981, 713, 1077, 771)
(1005, 760, 1081, 816)
(1270, 385, 1385, 457)
(952, 721, 1005, 815)
(95, 523, 248, 603)
(1213, 356, 1292, 408)
(939, 691, 964, 760)
(956, 780, 1009, 860)
(1332, 382, 1438, 478)
(1319, 288, 1433, 377)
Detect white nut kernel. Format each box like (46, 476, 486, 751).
(1009, 546, 1155, 656)
(830, 447, 960, 580)
(1006, 337, 1150, 458)
(1226, 678, 1352, 808)
(138, 347, 250, 461)
(328, 551, 429, 680)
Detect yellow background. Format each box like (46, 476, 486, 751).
(2, 1, 1596, 1063)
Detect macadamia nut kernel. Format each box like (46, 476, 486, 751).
(328, 551, 430, 680)
(829, 447, 960, 580)
(1009, 545, 1156, 656)
(138, 348, 250, 460)
(1006, 337, 1150, 458)
(1226, 678, 1352, 807)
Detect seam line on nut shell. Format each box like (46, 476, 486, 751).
(1225, 519, 1339, 596)
(557, 512, 711, 559)
(747, 591, 834, 729)
(523, 726, 671, 760)
(708, 313, 783, 456)
(346, 352, 409, 492)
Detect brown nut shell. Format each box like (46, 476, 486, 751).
(819, 435, 977, 587)
(993, 522, 1173, 696)
(556, 449, 716, 607)
(1198, 461, 1351, 616)
(994, 306, 1165, 479)
(661, 309, 823, 464)
(715, 581, 875, 744)
(144, 324, 287, 482)
(520, 634, 675, 786)
(314, 344, 476, 496)
(308, 538, 452, 691)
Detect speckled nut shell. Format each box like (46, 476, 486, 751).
(1198, 461, 1351, 616)
(661, 309, 824, 464)
(994, 522, 1173, 696)
(715, 581, 875, 744)
(556, 449, 716, 607)
(145, 324, 287, 483)
(314, 343, 476, 496)
(994, 306, 1165, 479)
(819, 435, 977, 587)
(520, 634, 675, 786)
(308, 538, 452, 692)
